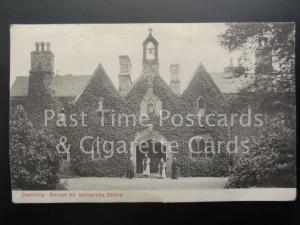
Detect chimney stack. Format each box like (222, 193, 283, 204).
(119, 55, 132, 75)
(30, 41, 54, 73)
(118, 55, 132, 96)
(40, 42, 45, 52)
(46, 42, 50, 51)
(170, 64, 181, 95)
(35, 42, 40, 52)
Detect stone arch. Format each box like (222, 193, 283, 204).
(130, 129, 172, 176)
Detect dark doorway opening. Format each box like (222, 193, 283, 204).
(136, 139, 166, 174)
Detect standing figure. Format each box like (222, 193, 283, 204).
(142, 154, 150, 176)
(171, 156, 178, 179)
(158, 158, 166, 179)
(127, 158, 135, 179)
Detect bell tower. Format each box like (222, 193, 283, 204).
(142, 28, 159, 72)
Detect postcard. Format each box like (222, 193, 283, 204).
(10, 23, 296, 203)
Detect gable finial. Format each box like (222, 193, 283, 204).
(148, 28, 153, 34)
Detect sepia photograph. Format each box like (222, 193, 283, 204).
(9, 23, 296, 203)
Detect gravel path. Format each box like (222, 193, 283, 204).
(62, 177, 228, 190)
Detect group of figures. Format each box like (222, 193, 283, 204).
(127, 154, 178, 179)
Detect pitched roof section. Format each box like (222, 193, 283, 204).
(52, 75, 91, 97)
(125, 64, 181, 113)
(181, 63, 230, 113)
(124, 64, 160, 97)
(182, 63, 223, 97)
(10, 76, 29, 97)
(143, 31, 158, 45)
(73, 63, 120, 104)
(10, 64, 253, 99)
(210, 72, 254, 94)
(10, 75, 91, 98)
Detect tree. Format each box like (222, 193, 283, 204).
(219, 23, 295, 105)
(10, 105, 61, 190)
(226, 114, 296, 188)
(220, 23, 296, 187)
(220, 23, 295, 127)
(220, 23, 295, 84)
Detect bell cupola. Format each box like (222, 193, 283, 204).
(142, 28, 159, 72)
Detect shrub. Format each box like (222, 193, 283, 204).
(226, 114, 296, 188)
(10, 105, 61, 190)
(178, 155, 229, 177)
(72, 154, 129, 177)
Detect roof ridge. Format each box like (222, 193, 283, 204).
(182, 62, 225, 102)
(72, 63, 120, 104)
(124, 63, 164, 97)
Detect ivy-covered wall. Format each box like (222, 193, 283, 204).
(63, 64, 230, 177)
(11, 64, 231, 177)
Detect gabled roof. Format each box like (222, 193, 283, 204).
(143, 32, 158, 45)
(124, 64, 160, 97)
(210, 72, 254, 94)
(182, 63, 223, 97)
(10, 63, 254, 100)
(180, 63, 231, 113)
(73, 63, 120, 104)
(125, 64, 181, 112)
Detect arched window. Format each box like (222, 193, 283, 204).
(191, 135, 214, 158)
(191, 138, 205, 158)
(197, 96, 205, 116)
(205, 139, 214, 158)
(148, 103, 155, 114)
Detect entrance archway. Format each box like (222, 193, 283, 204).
(136, 139, 166, 174)
(131, 129, 172, 176)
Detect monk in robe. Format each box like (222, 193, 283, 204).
(127, 158, 134, 179)
(171, 156, 178, 179)
(158, 158, 166, 179)
(142, 154, 150, 176)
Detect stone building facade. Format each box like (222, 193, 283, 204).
(10, 31, 273, 177)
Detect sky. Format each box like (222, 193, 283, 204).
(10, 23, 242, 89)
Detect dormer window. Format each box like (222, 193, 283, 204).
(197, 96, 205, 116)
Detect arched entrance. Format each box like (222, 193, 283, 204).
(136, 139, 166, 174)
(131, 129, 172, 176)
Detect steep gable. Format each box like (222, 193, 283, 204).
(70, 63, 127, 124)
(125, 65, 183, 114)
(182, 63, 228, 113)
